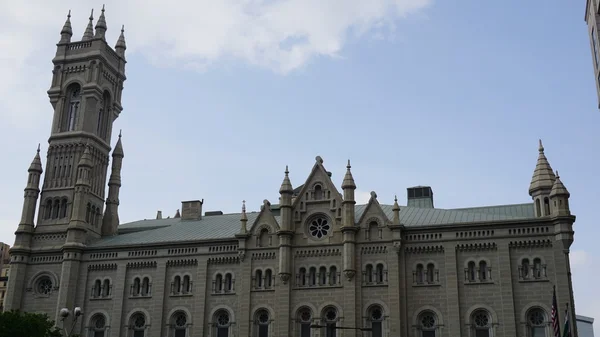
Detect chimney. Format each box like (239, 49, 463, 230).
(156, 210, 162, 219)
(407, 186, 434, 208)
(181, 199, 204, 220)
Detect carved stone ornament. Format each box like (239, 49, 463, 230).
(344, 270, 356, 281)
(393, 241, 402, 254)
(279, 273, 291, 284)
(238, 250, 246, 262)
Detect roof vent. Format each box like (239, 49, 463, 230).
(205, 211, 224, 216)
(181, 200, 204, 220)
(156, 210, 162, 219)
(407, 186, 434, 208)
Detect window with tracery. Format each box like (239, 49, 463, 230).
(130, 313, 146, 337)
(255, 309, 270, 337)
(527, 308, 547, 337)
(90, 314, 107, 337)
(308, 216, 330, 239)
(471, 310, 491, 337)
(322, 307, 338, 337)
(172, 312, 187, 337)
(214, 310, 230, 337)
(369, 306, 384, 337)
(298, 307, 312, 337)
(36, 276, 53, 296)
(63, 84, 81, 132)
(418, 311, 437, 337)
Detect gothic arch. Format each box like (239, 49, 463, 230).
(292, 303, 319, 319)
(365, 217, 383, 227)
(62, 79, 84, 93)
(412, 305, 445, 326)
(464, 304, 498, 324)
(125, 308, 152, 327)
(317, 301, 344, 320)
(519, 302, 551, 322)
(85, 309, 111, 328)
(251, 304, 276, 321)
(363, 300, 391, 319)
(166, 306, 193, 324)
(208, 304, 236, 324)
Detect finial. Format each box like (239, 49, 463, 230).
(121, 24, 125, 32)
(102, 4, 105, 12)
(119, 129, 122, 138)
(538, 139, 544, 152)
(315, 155, 323, 164)
(285, 165, 289, 175)
(370, 191, 377, 199)
(394, 195, 398, 202)
(37, 143, 40, 153)
(67, 10, 71, 18)
(242, 200, 246, 212)
(82, 9, 95, 40)
(555, 170, 559, 178)
(347, 159, 351, 169)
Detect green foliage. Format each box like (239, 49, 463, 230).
(0, 310, 63, 337)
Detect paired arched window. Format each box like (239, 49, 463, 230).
(213, 309, 231, 337)
(63, 84, 81, 132)
(214, 272, 234, 293)
(170, 311, 188, 337)
(364, 263, 387, 285)
(470, 310, 492, 337)
(297, 266, 340, 287)
(520, 257, 546, 280)
(417, 311, 437, 337)
(172, 275, 192, 295)
(89, 314, 107, 337)
(414, 263, 437, 285)
(131, 277, 151, 297)
(44, 198, 69, 220)
(254, 309, 270, 337)
(526, 308, 547, 337)
(254, 269, 273, 289)
(368, 306, 384, 337)
(297, 307, 312, 337)
(92, 278, 111, 298)
(465, 260, 491, 283)
(86, 203, 102, 227)
(129, 312, 147, 337)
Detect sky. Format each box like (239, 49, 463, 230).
(0, 0, 599, 332)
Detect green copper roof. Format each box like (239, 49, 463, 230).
(88, 203, 535, 248)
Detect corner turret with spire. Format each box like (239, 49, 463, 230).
(529, 139, 556, 217)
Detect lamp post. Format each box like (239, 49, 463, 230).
(59, 306, 83, 337)
(310, 323, 372, 332)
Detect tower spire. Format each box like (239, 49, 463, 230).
(279, 165, 293, 194)
(82, 9, 94, 41)
(115, 25, 127, 58)
(240, 200, 248, 233)
(342, 159, 356, 190)
(59, 10, 73, 44)
(528, 139, 556, 196)
(102, 132, 125, 236)
(94, 4, 107, 39)
(392, 195, 401, 225)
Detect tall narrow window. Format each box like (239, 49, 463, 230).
(64, 84, 81, 132)
(527, 308, 547, 337)
(259, 228, 270, 247)
(133, 277, 141, 296)
(172, 312, 187, 337)
(418, 311, 437, 337)
(479, 261, 488, 281)
(90, 314, 107, 337)
(215, 310, 230, 337)
(319, 267, 327, 286)
(130, 313, 146, 337)
(366, 264, 374, 283)
(322, 307, 337, 337)
(183, 275, 191, 293)
(369, 306, 384, 337)
(256, 270, 263, 288)
(52, 199, 60, 219)
(309, 267, 316, 286)
(264, 270, 272, 289)
(45, 200, 53, 219)
(94, 279, 102, 298)
(426, 264, 435, 283)
(86, 203, 91, 223)
(376, 264, 384, 283)
(416, 264, 424, 284)
(60, 199, 68, 218)
(522, 259, 530, 279)
(329, 266, 337, 285)
(468, 262, 476, 282)
(141, 277, 150, 296)
(298, 308, 312, 337)
(471, 310, 491, 337)
(299, 268, 307, 286)
(369, 221, 379, 240)
(314, 185, 323, 200)
(544, 198, 550, 216)
(173, 276, 181, 294)
(533, 258, 542, 279)
(255, 309, 270, 337)
(535, 199, 541, 217)
(215, 274, 223, 292)
(102, 279, 110, 297)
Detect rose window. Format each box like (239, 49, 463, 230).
(37, 277, 53, 295)
(175, 313, 187, 327)
(309, 217, 330, 239)
(528, 310, 544, 325)
(217, 312, 230, 326)
(474, 311, 489, 327)
(420, 314, 435, 328)
(325, 308, 337, 321)
(94, 316, 106, 329)
(371, 307, 383, 321)
(133, 315, 145, 329)
(300, 309, 312, 322)
(257, 310, 269, 324)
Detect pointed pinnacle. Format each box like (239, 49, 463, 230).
(82, 9, 95, 40)
(37, 143, 40, 153)
(115, 25, 127, 51)
(347, 159, 351, 169)
(60, 10, 73, 36)
(285, 165, 289, 175)
(242, 200, 246, 213)
(95, 4, 107, 32)
(538, 139, 544, 153)
(119, 129, 122, 138)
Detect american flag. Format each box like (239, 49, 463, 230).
(552, 286, 560, 337)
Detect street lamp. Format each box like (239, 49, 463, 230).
(59, 306, 83, 337)
(310, 324, 372, 331)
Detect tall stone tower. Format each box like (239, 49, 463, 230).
(38, 7, 126, 238)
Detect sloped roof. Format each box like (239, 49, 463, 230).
(88, 202, 535, 248)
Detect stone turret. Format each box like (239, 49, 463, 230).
(82, 9, 94, 41)
(550, 171, 571, 216)
(341, 160, 358, 281)
(115, 25, 127, 58)
(102, 132, 124, 236)
(59, 11, 73, 44)
(529, 139, 556, 217)
(278, 166, 294, 284)
(94, 5, 107, 39)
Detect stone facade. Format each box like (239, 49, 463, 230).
(585, 0, 600, 109)
(4, 8, 580, 337)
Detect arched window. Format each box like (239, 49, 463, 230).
(369, 221, 379, 240)
(299, 268, 307, 287)
(369, 306, 384, 337)
(91, 207, 97, 226)
(319, 267, 327, 286)
(89, 314, 107, 337)
(86, 203, 91, 223)
(259, 228, 270, 247)
(544, 197, 550, 216)
(102, 279, 110, 297)
(171, 311, 188, 337)
(60, 198, 68, 218)
(535, 199, 541, 217)
(173, 276, 181, 294)
(264, 270, 273, 289)
(133, 277, 141, 296)
(64, 84, 81, 132)
(527, 308, 547, 337)
(376, 264, 384, 284)
(533, 258, 542, 279)
(468, 261, 476, 282)
(45, 200, 52, 219)
(224, 273, 233, 292)
(322, 307, 338, 337)
(215, 274, 223, 293)
(416, 264, 424, 284)
(183, 275, 191, 293)
(309, 267, 316, 286)
(471, 310, 491, 337)
(130, 313, 146, 337)
(366, 264, 374, 284)
(52, 199, 60, 219)
(479, 261, 488, 281)
(426, 263, 435, 284)
(214, 310, 230, 337)
(97, 91, 111, 139)
(255, 309, 270, 337)
(522, 259, 530, 279)
(94, 279, 102, 298)
(256, 270, 263, 289)
(141, 277, 150, 296)
(329, 266, 337, 285)
(418, 311, 437, 337)
(297, 307, 312, 337)
(314, 185, 323, 200)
